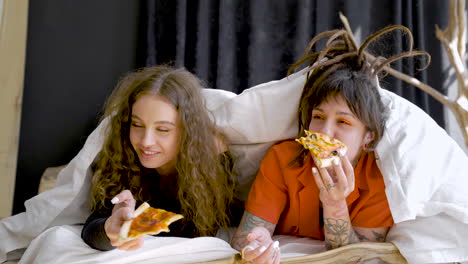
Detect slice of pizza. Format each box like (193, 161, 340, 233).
(119, 202, 184, 242)
(295, 130, 347, 168)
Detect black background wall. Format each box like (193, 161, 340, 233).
(13, 1, 142, 214)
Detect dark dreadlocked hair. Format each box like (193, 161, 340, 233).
(288, 23, 430, 165)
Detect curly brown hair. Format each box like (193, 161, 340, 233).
(288, 24, 430, 164)
(90, 65, 236, 236)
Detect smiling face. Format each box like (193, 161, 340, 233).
(308, 95, 374, 166)
(129, 94, 180, 175)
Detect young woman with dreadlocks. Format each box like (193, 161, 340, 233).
(231, 26, 429, 264)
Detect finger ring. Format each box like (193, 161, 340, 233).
(241, 246, 255, 258)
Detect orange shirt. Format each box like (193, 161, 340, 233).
(246, 140, 393, 240)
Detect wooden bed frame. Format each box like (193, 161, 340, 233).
(206, 242, 406, 264)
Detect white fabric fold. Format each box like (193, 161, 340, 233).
(0, 118, 108, 262)
(376, 89, 468, 224)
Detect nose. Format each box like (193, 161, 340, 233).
(141, 129, 156, 147)
(317, 121, 334, 137)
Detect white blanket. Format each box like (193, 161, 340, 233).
(17, 226, 328, 264)
(19, 225, 237, 264)
(1, 69, 468, 263)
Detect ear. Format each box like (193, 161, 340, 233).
(363, 131, 375, 148)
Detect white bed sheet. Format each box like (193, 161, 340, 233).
(17, 225, 329, 264)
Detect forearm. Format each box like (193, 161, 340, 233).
(322, 199, 359, 249)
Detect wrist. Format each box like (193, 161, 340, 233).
(322, 199, 347, 207)
(322, 199, 349, 219)
(103, 217, 112, 238)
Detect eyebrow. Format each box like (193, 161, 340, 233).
(314, 108, 355, 118)
(131, 115, 176, 126)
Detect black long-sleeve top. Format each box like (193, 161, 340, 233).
(81, 158, 243, 250)
(81, 172, 200, 251)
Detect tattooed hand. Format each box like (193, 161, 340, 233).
(231, 211, 280, 264)
(241, 227, 280, 264)
(312, 155, 355, 203)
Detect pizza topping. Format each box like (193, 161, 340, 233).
(128, 208, 177, 237)
(296, 130, 347, 168)
(119, 202, 184, 241)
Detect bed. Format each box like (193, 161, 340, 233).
(1, 69, 468, 264)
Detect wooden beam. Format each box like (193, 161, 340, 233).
(0, 0, 28, 218)
(204, 242, 406, 264)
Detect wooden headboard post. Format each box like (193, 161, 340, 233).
(0, 0, 28, 218)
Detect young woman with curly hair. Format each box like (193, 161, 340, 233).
(81, 65, 241, 251)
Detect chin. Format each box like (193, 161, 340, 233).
(138, 158, 160, 169)
(140, 163, 158, 169)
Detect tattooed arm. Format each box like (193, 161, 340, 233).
(322, 199, 389, 249)
(313, 156, 390, 250)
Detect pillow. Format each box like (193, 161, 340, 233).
(203, 68, 307, 199)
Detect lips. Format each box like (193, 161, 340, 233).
(139, 149, 160, 159)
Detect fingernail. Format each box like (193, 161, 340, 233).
(259, 246, 267, 253)
(126, 212, 133, 219)
(273, 241, 280, 250)
(312, 167, 318, 174)
(333, 159, 340, 166)
(111, 197, 119, 204)
(241, 245, 255, 258)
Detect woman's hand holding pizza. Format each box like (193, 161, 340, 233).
(241, 226, 280, 264)
(104, 190, 144, 251)
(312, 155, 355, 203)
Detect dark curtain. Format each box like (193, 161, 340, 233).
(13, 0, 140, 214)
(142, 0, 450, 127)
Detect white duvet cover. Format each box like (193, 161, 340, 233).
(1, 69, 467, 263)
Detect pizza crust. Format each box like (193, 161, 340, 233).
(315, 155, 340, 168)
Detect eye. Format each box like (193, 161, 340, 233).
(131, 122, 143, 128)
(312, 114, 324, 120)
(339, 119, 353, 126)
(156, 127, 170, 133)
